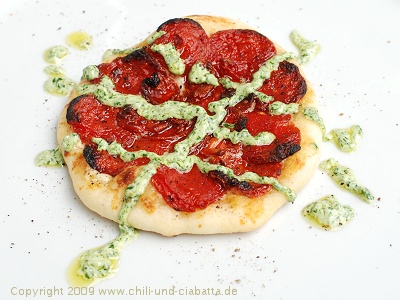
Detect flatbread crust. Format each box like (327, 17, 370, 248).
(57, 15, 321, 236)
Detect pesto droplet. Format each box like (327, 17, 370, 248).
(44, 45, 69, 64)
(35, 148, 64, 167)
(319, 158, 374, 203)
(302, 195, 355, 230)
(44, 76, 75, 96)
(326, 125, 363, 152)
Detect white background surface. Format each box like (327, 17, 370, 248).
(1, 0, 399, 299)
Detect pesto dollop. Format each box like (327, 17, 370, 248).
(325, 125, 363, 152)
(44, 45, 69, 64)
(302, 195, 355, 230)
(44, 76, 75, 96)
(44, 65, 66, 76)
(319, 158, 374, 203)
(78, 227, 137, 281)
(35, 148, 64, 167)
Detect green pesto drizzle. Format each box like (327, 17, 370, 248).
(150, 43, 185, 75)
(43, 45, 74, 96)
(303, 107, 328, 138)
(217, 52, 295, 108)
(146, 30, 166, 44)
(319, 158, 374, 203)
(77, 161, 159, 281)
(78, 75, 276, 153)
(302, 195, 355, 230)
(213, 128, 275, 145)
(76, 52, 297, 185)
(269, 101, 299, 115)
(102, 48, 137, 62)
(290, 30, 320, 65)
(91, 138, 296, 201)
(189, 62, 219, 86)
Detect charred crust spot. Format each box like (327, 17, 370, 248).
(116, 167, 137, 186)
(66, 95, 88, 123)
(156, 17, 203, 32)
(234, 115, 248, 132)
(141, 197, 156, 214)
(209, 170, 251, 191)
(142, 73, 160, 88)
(269, 142, 301, 163)
(83, 145, 98, 170)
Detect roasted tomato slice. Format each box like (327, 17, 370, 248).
(95, 47, 169, 95)
(116, 105, 194, 154)
(151, 165, 225, 212)
(241, 112, 301, 164)
(151, 18, 209, 72)
(209, 29, 276, 82)
(83, 143, 148, 177)
(257, 60, 307, 109)
(66, 95, 136, 148)
(140, 72, 180, 104)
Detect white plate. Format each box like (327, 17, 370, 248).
(1, 0, 399, 299)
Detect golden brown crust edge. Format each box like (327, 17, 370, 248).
(57, 15, 322, 236)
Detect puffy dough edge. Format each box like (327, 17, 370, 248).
(57, 15, 322, 236)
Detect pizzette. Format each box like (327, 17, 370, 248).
(57, 15, 321, 236)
